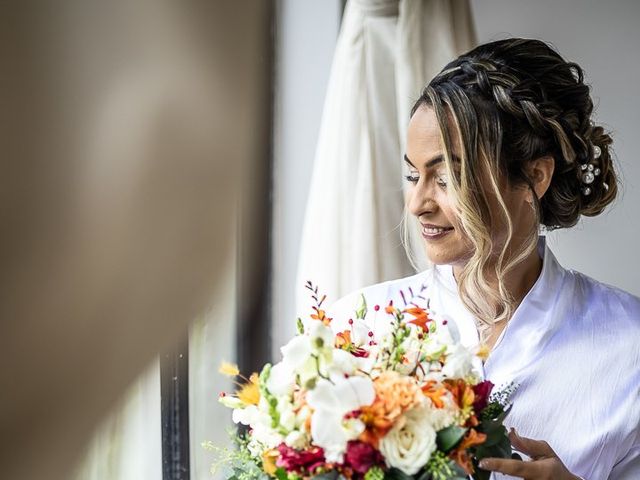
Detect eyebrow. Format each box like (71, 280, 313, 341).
(404, 153, 460, 169)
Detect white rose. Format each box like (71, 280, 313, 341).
(379, 405, 437, 475)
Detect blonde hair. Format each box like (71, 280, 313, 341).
(404, 38, 618, 340)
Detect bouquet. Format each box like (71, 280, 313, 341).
(213, 282, 516, 480)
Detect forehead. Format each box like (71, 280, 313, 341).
(406, 105, 461, 163)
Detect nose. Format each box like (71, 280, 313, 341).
(406, 183, 437, 218)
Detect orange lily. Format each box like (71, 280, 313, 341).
(335, 330, 352, 349)
(421, 380, 447, 409)
(450, 428, 488, 475)
(403, 306, 431, 332)
(311, 307, 332, 325)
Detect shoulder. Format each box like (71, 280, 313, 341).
(560, 268, 640, 383)
(567, 268, 640, 328)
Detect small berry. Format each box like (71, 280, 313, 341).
(374, 305, 380, 311)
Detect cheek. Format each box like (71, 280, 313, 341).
(436, 193, 459, 224)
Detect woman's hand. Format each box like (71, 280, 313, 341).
(478, 428, 583, 480)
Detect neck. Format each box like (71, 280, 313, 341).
(452, 241, 543, 317)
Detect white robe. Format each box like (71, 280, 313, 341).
(326, 236, 640, 479)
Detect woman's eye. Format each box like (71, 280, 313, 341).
(436, 175, 448, 188)
(404, 171, 420, 183)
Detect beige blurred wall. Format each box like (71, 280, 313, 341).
(0, 1, 272, 479)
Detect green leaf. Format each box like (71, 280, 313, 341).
(275, 468, 288, 480)
(494, 403, 512, 424)
(355, 294, 368, 320)
(415, 472, 429, 480)
(482, 425, 507, 447)
(385, 468, 413, 480)
(436, 425, 468, 452)
(475, 434, 512, 462)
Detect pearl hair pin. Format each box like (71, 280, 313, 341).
(580, 144, 605, 195)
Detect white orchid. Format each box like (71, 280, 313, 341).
(267, 361, 295, 397)
(305, 376, 375, 463)
(280, 335, 312, 371)
(231, 404, 258, 425)
(280, 321, 336, 386)
(442, 342, 475, 379)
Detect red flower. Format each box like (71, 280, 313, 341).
(275, 444, 326, 474)
(472, 380, 494, 413)
(344, 440, 384, 475)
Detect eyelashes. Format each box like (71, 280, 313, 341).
(404, 173, 420, 183)
(404, 172, 448, 188)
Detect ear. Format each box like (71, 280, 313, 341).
(526, 155, 555, 201)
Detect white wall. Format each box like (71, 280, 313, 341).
(471, 0, 640, 295)
(272, 0, 342, 354)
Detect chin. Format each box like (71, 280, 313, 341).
(424, 250, 457, 266)
(423, 243, 471, 267)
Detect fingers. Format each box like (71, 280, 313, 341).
(479, 457, 542, 478)
(508, 427, 556, 459)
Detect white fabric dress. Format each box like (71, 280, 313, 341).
(326, 236, 640, 480)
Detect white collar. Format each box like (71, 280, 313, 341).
(431, 235, 568, 382)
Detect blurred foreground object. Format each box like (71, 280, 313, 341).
(0, 1, 272, 479)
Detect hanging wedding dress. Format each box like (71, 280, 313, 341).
(294, 0, 476, 327)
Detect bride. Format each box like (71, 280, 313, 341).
(327, 38, 639, 480)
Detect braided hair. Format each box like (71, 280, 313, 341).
(408, 38, 618, 334)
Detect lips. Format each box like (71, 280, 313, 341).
(421, 223, 454, 239)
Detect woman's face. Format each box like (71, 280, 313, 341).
(404, 105, 470, 266)
(405, 105, 533, 267)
